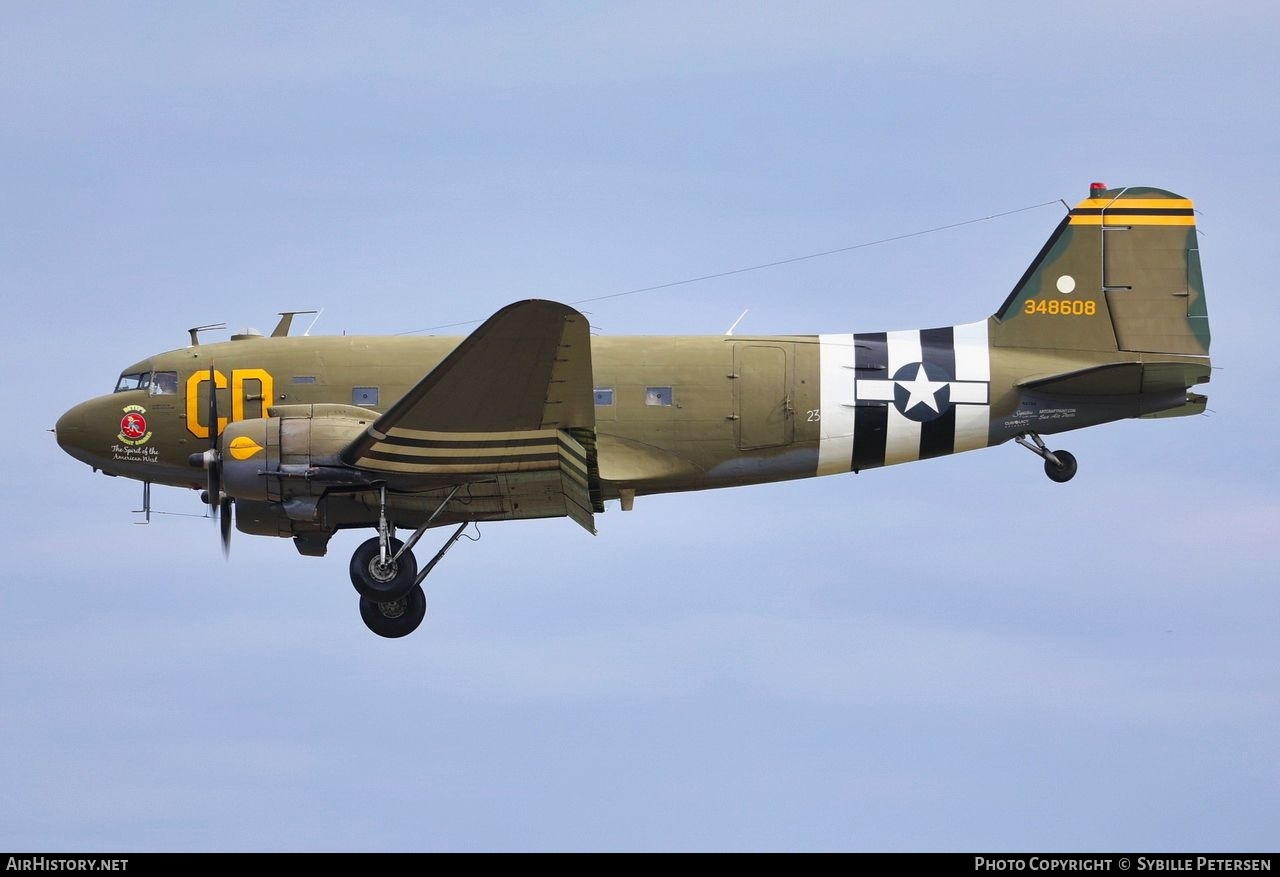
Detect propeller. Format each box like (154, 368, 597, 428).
(220, 495, 233, 556)
(206, 364, 222, 508)
(188, 364, 232, 557)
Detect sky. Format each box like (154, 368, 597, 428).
(2, 1, 1277, 852)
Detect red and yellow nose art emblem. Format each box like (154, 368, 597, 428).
(120, 412, 146, 438)
(118, 404, 152, 446)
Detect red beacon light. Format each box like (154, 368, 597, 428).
(1089, 181, 1108, 198)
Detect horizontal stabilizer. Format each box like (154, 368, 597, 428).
(1018, 360, 1209, 396)
(1140, 392, 1207, 419)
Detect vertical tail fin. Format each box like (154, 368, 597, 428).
(992, 184, 1209, 356)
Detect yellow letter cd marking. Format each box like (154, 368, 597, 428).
(186, 368, 275, 438)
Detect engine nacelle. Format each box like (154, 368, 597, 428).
(220, 404, 378, 501)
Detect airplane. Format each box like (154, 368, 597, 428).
(55, 183, 1211, 638)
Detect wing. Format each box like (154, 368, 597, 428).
(339, 300, 600, 532)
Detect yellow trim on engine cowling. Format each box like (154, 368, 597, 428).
(228, 435, 265, 460)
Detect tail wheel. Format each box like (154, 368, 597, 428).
(349, 536, 418, 603)
(359, 585, 427, 639)
(1044, 450, 1078, 483)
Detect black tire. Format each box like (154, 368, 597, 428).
(1044, 450, 1078, 483)
(359, 585, 427, 639)
(349, 536, 418, 603)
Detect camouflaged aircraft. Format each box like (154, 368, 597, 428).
(56, 183, 1211, 638)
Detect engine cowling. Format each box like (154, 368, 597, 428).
(220, 404, 379, 502)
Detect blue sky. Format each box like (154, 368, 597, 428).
(2, 2, 1277, 851)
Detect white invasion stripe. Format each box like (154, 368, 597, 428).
(817, 333, 856, 475)
(881, 329, 923, 465)
(953, 319, 991, 382)
(952, 319, 991, 451)
(388, 426, 559, 442)
(372, 441, 557, 458)
(883, 404, 921, 465)
(358, 457, 561, 474)
(885, 328, 922, 373)
(953, 403, 989, 453)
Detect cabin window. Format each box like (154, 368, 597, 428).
(644, 387, 674, 406)
(150, 371, 178, 395)
(114, 373, 147, 392)
(593, 388, 615, 406)
(353, 387, 379, 406)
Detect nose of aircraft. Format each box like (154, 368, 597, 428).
(55, 397, 104, 468)
(56, 393, 197, 487)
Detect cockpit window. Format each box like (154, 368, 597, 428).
(114, 373, 147, 393)
(150, 371, 178, 395)
(114, 370, 176, 394)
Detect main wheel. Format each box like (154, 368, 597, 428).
(1044, 450, 1078, 483)
(349, 536, 419, 603)
(359, 585, 427, 639)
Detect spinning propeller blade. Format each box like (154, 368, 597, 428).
(187, 364, 231, 557)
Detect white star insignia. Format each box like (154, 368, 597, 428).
(896, 364, 946, 414)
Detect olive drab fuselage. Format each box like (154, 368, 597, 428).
(54, 184, 1213, 637)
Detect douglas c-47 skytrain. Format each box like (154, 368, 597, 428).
(56, 184, 1211, 637)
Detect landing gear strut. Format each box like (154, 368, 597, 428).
(351, 485, 470, 638)
(1014, 433, 1078, 483)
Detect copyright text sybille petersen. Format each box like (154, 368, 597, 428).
(975, 858, 1272, 872)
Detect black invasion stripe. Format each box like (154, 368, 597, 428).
(555, 438, 588, 468)
(381, 435, 555, 450)
(555, 450, 590, 477)
(369, 449, 559, 466)
(362, 450, 563, 467)
(919, 326, 956, 460)
(1069, 207, 1194, 216)
(921, 406, 956, 460)
(564, 426, 604, 513)
(560, 464, 589, 490)
(374, 433, 587, 465)
(851, 332, 888, 472)
(373, 440, 557, 459)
